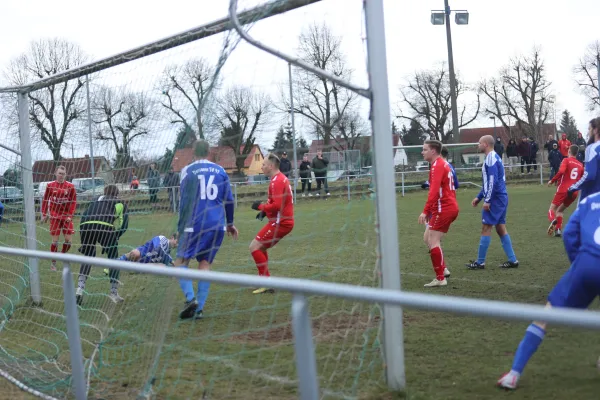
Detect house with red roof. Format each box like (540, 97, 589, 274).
(32, 155, 112, 184)
(171, 144, 265, 175)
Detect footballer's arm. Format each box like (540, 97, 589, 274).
(569, 150, 598, 192)
(562, 205, 582, 264)
(549, 159, 567, 185)
(422, 168, 442, 217)
(41, 186, 51, 221)
(67, 185, 77, 221)
(259, 183, 285, 215)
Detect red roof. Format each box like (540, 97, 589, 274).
(171, 145, 263, 172)
(459, 123, 555, 146)
(32, 156, 109, 183)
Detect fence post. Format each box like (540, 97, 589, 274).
(17, 92, 42, 305)
(364, 0, 406, 390)
(62, 263, 87, 400)
(291, 294, 320, 400)
(539, 162, 543, 185)
(347, 176, 350, 202)
(234, 183, 238, 208)
(401, 172, 405, 197)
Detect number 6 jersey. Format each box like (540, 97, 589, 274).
(178, 159, 235, 234)
(550, 157, 584, 193)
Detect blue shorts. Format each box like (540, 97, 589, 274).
(548, 253, 600, 309)
(482, 196, 508, 226)
(176, 229, 225, 263)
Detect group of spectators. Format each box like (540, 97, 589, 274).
(129, 163, 180, 211)
(492, 132, 587, 176)
(278, 151, 331, 197)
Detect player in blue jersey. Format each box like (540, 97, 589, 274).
(421, 147, 459, 190)
(118, 233, 179, 265)
(497, 190, 600, 389)
(466, 135, 519, 270)
(175, 140, 238, 320)
(568, 117, 600, 201)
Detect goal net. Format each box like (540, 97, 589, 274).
(0, 0, 388, 398)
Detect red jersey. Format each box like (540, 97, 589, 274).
(550, 157, 584, 193)
(423, 157, 458, 215)
(42, 181, 77, 219)
(260, 172, 294, 224)
(558, 138, 571, 157)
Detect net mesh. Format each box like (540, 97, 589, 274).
(0, 0, 388, 398)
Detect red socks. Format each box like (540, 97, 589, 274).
(62, 242, 71, 253)
(556, 216, 563, 230)
(548, 209, 556, 222)
(50, 242, 58, 253)
(251, 250, 270, 277)
(429, 246, 445, 281)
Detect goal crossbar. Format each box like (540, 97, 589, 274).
(393, 142, 479, 150)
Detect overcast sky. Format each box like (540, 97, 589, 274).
(0, 0, 598, 165)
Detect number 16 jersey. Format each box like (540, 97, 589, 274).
(178, 159, 235, 234)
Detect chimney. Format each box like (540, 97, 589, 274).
(84, 155, 89, 158)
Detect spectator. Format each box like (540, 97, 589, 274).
(528, 137, 539, 172)
(163, 167, 180, 212)
(517, 136, 532, 174)
(544, 134, 558, 152)
(147, 163, 160, 204)
(548, 143, 563, 180)
(494, 137, 505, 159)
(576, 131, 586, 147)
(577, 144, 586, 164)
(311, 150, 330, 196)
(506, 138, 519, 172)
(130, 176, 140, 190)
(299, 155, 312, 197)
(557, 133, 571, 157)
(279, 152, 292, 178)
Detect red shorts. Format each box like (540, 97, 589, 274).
(427, 209, 459, 233)
(49, 218, 75, 236)
(552, 191, 578, 208)
(255, 222, 294, 249)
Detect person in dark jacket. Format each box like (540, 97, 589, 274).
(517, 136, 532, 174)
(548, 143, 563, 180)
(528, 137, 539, 172)
(577, 144, 586, 164)
(147, 163, 161, 204)
(544, 134, 558, 152)
(279, 152, 292, 178)
(163, 167, 180, 212)
(76, 185, 129, 305)
(494, 137, 505, 159)
(299, 154, 312, 196)
(576, 131, 587, 147)
(506, 138, 519, 172)
(311, 150, 330, 196)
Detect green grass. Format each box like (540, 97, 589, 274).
(1, 182, 600, 400)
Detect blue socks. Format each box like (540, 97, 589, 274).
(477, 236, 491, 264)
(196, 281, 211, 312)
(178, 266, 195, 302)
(511, 324, 545, 374)
(500, 234, 518, 263)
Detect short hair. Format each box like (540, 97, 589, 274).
(104, 184, 119, 197)
(171, 232, 180, 240)
(56, 165, 66, 173)
(424, 140, 443, 155)
(440, 146, 449, 159)
(569, 145, 579, 156)
(266, 153, 281, 168)
(194, 140, 210, 158)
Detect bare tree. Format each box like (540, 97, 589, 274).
(217, 86, 269, 174)
(92, 86, 155, 173)
(332, 112, 368, 151)
(159, 58, 218, 142)
(3, 38, 89, 161)
(398, 64, 479, 142)
(479, 48, 552, 139)
(283, 23, 356, 148)
(574, 41, 600, 111)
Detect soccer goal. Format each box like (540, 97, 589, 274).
(0, 0, 405, 398)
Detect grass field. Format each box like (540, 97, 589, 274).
(1, 182, 600, 400)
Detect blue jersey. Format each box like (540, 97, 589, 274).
(178, 160, 234, 235)
(477, 151, 507, 203)
(423, 163, 459, 189)
(563, 191, 600, 263)
(137, 235, 173, 265)
(568, 141, 600, 200)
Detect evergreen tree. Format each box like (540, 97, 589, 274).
(401, 120, 426, 146)
(271, 124, 308, 160)
(559, 110, 579, 143)
(174, 125, 197, 151)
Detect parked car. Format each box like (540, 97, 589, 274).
(72, 178, 105, 193)
(0, 186, 23, 203)
(415, 161, 430, 172)
(246, 174, 269, 185)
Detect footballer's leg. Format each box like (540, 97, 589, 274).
(175, 232, 199, 319)
(554, 194, 576, 237)
(424, 223, 450, 278)
(193, 230, 225, 320)
(76, 227, 97, 305)
(496, 223, 519, 268)
(49, 219, 61, 271)
(466, 224, 492, 270)
(547, 203, 558, 236)
(423, 229, 448, 287)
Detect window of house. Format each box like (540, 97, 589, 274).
(254, 154, 260, 161)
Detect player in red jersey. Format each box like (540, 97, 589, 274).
(250, 153, 294, 294)
(41, 166, 77, 271)
(418, 140, 459, 287)
(546, 145, 583, 237)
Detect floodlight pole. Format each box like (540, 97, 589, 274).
(597, 54, 600, 104)
(288, 63, 298, 203)
(444, 0, 460, 142)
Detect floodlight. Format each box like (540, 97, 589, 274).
(431, 12, 445, 25)
(455, 12, 469, 25)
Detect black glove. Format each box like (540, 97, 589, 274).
(251, 200, 262, 211)
(567, 188, 576, 195)
(421, 182, 429, 190)
(256, 211, 266, 221)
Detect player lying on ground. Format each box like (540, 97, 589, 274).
(497, 191, 600, 390)
(568, 117, 600, 201)
(250, 153, 295, 294)
(466, 135, 519, 270)
(176, 140, 238, 320)
(421, 147, 459, 190)
(547, 145, 583, 237)
(41, 165, 77, 271)
(418, 141, 459, 287)
(76, 184, 129, 305)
